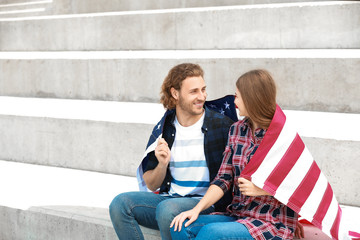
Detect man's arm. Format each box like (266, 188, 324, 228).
(143, 138, 171, 191)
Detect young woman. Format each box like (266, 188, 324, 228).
(170, 69, 303, 240)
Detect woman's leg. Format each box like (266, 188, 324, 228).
(171, 215, 244, 240)
(195, 221, 254, 240)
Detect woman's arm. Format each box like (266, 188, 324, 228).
(170, 184, 224, 231)
(238, 177, 271, 196)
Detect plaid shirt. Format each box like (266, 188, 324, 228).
(212, 119, 298, 240)
(145, 106, 234, 211)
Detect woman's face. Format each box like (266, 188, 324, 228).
(235, 89, 249, 117)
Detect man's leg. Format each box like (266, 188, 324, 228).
(156, 197, 215, 240)
(171, 215, 254, 240)
(109, 191, 168, 240)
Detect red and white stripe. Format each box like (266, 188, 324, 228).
(241, 105, 351, 240)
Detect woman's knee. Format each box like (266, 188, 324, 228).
(170, 220, 193, 240)
(196, 222, 253, 240)
(196, 223, 221, 239)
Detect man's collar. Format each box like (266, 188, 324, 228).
(164, 106, 209, 129)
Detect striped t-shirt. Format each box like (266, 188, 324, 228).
(168, 113, 209, 198)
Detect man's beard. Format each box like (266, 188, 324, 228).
(178, 94, 204, 116)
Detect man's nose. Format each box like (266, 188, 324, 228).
(198, 91, 206, 101)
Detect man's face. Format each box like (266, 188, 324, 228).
(175, 76, 207, 117)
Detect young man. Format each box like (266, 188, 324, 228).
(109, 63, 234, 240)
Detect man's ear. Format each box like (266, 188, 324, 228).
(171, 87, 179, 100)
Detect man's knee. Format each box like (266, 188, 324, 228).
(156, 199, 186, 225)
(155, 199, 176, 224)
(109, 192, 136, 220)
(155, 198, 197, 224)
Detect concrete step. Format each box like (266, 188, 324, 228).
(0, 0, 50, 3)
(1, 50, 360, 113)
(0, 1, 359, 50)
(0, 160, 158, 240)
(0, 0, 337, 17)
(48, 0, 336, 15)
(0, 8, 46, 18)
(0, 98, 162, 177)
(0, 0, 51, 18)
(0, 160, 359, 240)
(0, 97, 359, 206)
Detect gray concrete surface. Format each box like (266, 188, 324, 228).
(0, 206, 118, 240)
(0, 106, 359, 206)
(0, 0, 50, 4)
(0, 204, 340, 240)
(0, 205, 162, 240)
(0, 0, 358, 239)
(0, 2, 359, 50)
(0, 160, 160, 240)
(0, 160, 358, 240)
(48, 0, 337, 14)
(0, 0, 50, 11)
(0, 114, 150, 177)
(0, 2, 48, 18)
(303, 137, 360, 206)
(1, 50, 359, 113)
(0, 0, 339, 17)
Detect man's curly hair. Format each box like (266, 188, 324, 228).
(160, 63, 204, 109)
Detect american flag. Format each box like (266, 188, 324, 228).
(136, 95, 238, 192)
(240, 105, 358, 240)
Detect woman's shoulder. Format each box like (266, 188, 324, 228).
(231, 118, 249, 128)
(229, 118, 250, 136)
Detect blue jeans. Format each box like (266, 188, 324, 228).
(109, 191, 215, 240)
(170, 215, 254, 240)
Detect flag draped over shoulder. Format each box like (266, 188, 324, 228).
(240, 105, 355, 240)
(136, 95, 238, 192)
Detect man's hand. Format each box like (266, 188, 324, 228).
(238, 177, 270, 196)
(155, 138, 171, 167)
(143, 138, 171, 191)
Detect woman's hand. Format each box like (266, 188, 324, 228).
(238, 177, 270, 196)
(170, 208, 200, 232)
(295, 221, 305, 239)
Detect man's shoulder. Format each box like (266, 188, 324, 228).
(205, 107, 235, 125)
(151, 109, 175, 129)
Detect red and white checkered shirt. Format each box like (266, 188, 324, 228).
(212, 119, 298, 240)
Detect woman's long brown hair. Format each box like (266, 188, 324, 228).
(236, 69, 277, 130)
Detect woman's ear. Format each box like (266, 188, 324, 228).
(171, 87, 179, 100)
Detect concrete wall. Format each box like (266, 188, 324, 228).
(303, 137, 360, 206)
(0, 205, 118, 240)
(0, 205, 161, 240)
(1, 2, 359, 50)
(0, 115, 151, 177)
(0, 0, 359, 239)
(0, 114, 359, 206)
(0, 0, 49, 3)
(1, 53, 359, 113)
(0, 0, 339, 18)
(49, 0, 337, 14)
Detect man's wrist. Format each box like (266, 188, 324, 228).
(157, 161, 168, 169)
